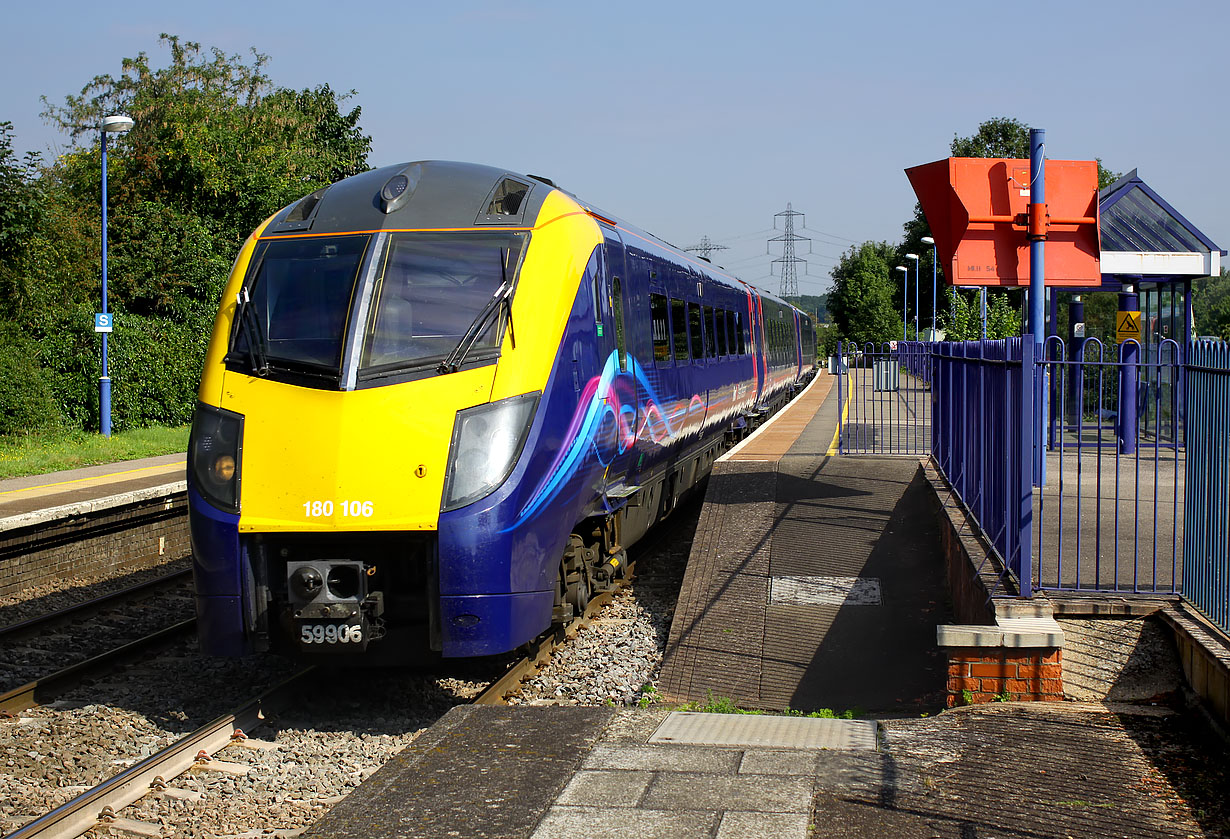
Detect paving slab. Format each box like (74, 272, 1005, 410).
(641, 771, 813, 812)
(529, 807, 717, 839)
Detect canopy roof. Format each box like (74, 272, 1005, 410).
(1097, 170, 1223, 286)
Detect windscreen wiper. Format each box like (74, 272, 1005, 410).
(437, 250, 513, 375)
(233, 287, 269, 376)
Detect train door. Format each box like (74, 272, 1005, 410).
(747, 290, 765, 401)
(597, 229, 634, 490)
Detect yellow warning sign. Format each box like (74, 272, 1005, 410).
(1116, 311, 1141, 343)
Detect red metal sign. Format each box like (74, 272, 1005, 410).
(906, 157, 1101, 287)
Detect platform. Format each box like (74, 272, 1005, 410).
(660, 373, 951, 714)
(0, 453, 184, 527)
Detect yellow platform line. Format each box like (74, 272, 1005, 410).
(0, 461, 183, 501)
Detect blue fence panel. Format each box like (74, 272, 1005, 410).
(931, 338, 1030, 594)
(1034, 337, 1183, 594)
(1183, 340, 1230, 634)
(836, 341, 931, 455)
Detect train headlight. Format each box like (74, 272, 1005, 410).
(442, 391, 539, 512)
(189, 402, 244, 513)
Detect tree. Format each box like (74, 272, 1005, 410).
(0, 34, 373, 434)
(0, 122, 44, 269)
(952, 116, 1120, 189)
(828, 241, 902, 345)
(1194, 269, 1230, 340)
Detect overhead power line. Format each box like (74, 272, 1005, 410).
(768, 203, 811, 298)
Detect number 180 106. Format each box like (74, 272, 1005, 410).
(303, 500, 374, 518)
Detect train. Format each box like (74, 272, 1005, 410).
(188, 160, 817, 663)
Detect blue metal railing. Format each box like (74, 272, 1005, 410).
(1183, 340, 1230, 634)
(931, 338, 1032, 595)
(1034, 337, 1183, 595)
(836, 341, 931, 455)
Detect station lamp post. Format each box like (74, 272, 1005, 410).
(99, 114, 134, 438)
(895, 265, 908, 342)
(905, 252, 920, 339)
(921, 236, 937, 335)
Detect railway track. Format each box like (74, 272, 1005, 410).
(0, 569, 196, 714)
(3, 669, 313, 839)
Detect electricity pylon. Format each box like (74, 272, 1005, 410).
(768, 204, 810, 298)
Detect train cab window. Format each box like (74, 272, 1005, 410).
(703, 306, 717, 357)
(231, 235, 368, 373)
(687, 303, 704, 361)
(671, 298, 689, 361)
(651, 293, 671, 364)
(486, 178, 529, 216)
(359, 231, 528, 374)
(715, 309, 728, 357)
(611, 276, 627, 372)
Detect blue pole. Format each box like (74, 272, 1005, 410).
(1029, 128, 1046, 487)
(1029, 128, 1045, 347)
(931, 245, 937, 333)
(900, 269, 907, 342)
(100, 129, 111, 438)
(913, 257, 920, 339)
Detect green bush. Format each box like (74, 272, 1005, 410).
(0, 322, 66, 435)
(108, 314, 207, 430)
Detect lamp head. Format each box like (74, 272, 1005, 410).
(895, 266, 907, 273)
(905, 253, 919, 260)
(102, 115, 134, 133)
(921, 236, 935, 245)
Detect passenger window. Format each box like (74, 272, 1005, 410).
(651, 293, 671, 364)
(735, 311, 745, 355)
(671, 298, 689, 361)
(688, 302, 704, 361)
(725, 310, 737, 355)
(716, 309, 728, 357)
(703, 306, 717, 357)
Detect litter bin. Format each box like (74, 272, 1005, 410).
(874, 359, 899, 392)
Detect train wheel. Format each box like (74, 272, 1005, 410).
(562, 535, 592, 616)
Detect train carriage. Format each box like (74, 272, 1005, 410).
(189, 161, 815, 662)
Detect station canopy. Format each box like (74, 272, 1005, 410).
(1097, 169, 1224, 290)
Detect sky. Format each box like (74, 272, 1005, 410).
(2, 0, 1225, 297)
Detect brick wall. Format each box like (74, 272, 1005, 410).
(0, 492, 188, 597)
(946, 647, 1064, 707)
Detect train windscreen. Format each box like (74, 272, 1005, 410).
(360, 232, 529, 373)
(231, 235, 368, 375)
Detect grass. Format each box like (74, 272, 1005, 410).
(679, 691, 858, 719)
(0, 425, 189, 479)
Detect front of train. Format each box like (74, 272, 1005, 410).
(189, 161, 605, 662)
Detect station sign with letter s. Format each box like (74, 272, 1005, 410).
(94, 313, 113, 333)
